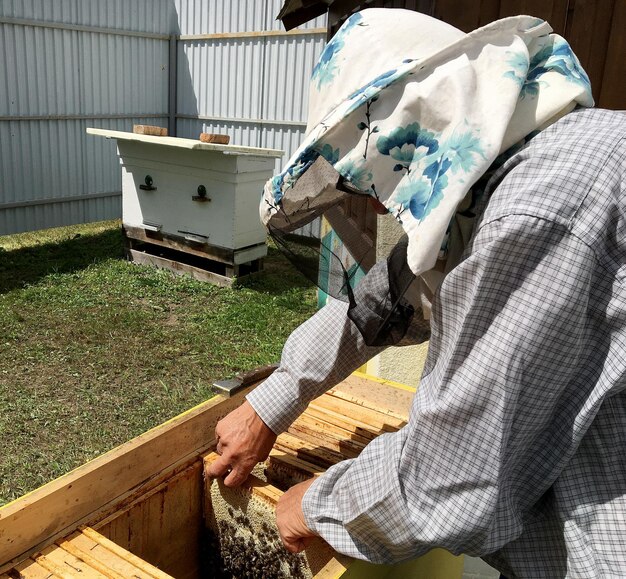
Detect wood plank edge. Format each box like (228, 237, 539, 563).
(348, 371, 417, 394)
(127, 250, 235, 287)
(90, 460, 203, 531)
(32, 553, 73, 579)
(56, 539, 125, 579)
(79, 529, 174, 579)
(0, 387, 254, 570)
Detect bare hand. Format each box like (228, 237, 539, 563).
(276, 478, 318, 553)
(205, 400, 277, 487)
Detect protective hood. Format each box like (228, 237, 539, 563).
(261, 8, 593, 278)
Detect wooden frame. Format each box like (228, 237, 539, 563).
(0, 371, 466, 579)
(0, 388, 250, 572)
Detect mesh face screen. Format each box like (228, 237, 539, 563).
(268, 218, 416, 348)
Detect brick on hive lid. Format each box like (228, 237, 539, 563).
(133, 124, 168, 136)
(199, 133, 231, 145)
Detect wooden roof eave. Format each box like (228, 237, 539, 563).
(277, 0, 331, 30)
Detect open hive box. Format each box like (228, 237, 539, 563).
(0, 371, 462, 578)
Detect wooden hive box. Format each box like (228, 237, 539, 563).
(0, 371, 463, 578)
(86, 128, 283, 285)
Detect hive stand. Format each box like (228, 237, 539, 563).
(123, 224, 265, 288)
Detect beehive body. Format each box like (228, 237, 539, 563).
(86, 128, 282, 254)
(0, 373, 467, 579)
(199, 380, 415, 578)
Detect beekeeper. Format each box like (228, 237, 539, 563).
(207, 9, 626, 577)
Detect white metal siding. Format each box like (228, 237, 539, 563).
(174, 0, 326, 35)
(178, 37, 265, 122)
(0, 29, 168, 118)
(0, 0, 173, 235)
(174, 0, 326, 237)
(262, 34, 323, 123)
(0, 116, 168, 235)
(0, 0, 325, 237)
(0, 1, 173, 34)
(175, 0, 270, 35)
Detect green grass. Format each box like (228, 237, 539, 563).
(0, 220, 317, 505)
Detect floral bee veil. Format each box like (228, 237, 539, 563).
(261, 8, 593, 346)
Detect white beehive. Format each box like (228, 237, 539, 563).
(87, 128, 283, 272)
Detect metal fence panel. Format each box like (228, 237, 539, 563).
(78, 32, 169, 115)
(178, 37, 265, 121)
(0, 0, 80, 23)
(262, 33, 324, 123)
(0, 0, 173, 34)
(0, 28, 169, 118)
(0, 116, 167, 235)
(174, 0, 326, 237)
(78, 0, 173, 33)
(175, 0, 268, 35)
(0, 0, 323, 236)
(0, 0, 172, 235)
(174, 0, 325, 35)
(0, 24, 81, 116)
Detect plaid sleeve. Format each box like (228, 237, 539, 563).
(245, 297, 382, 434)
(302, 212, 599, 563)
(246, 259, 392, 434)
(248, 253, 431, 434)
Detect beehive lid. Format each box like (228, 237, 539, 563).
(86, 128, 284, 158)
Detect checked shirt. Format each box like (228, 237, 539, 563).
(247, 108, 626, 578)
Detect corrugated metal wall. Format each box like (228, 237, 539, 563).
(0, 0, 174, 235)
(0, 0, 325, 237)
(174, 0, 326, 238)
(0, 0, 174, 234)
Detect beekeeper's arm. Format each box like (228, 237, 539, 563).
(287, 213, 597, 563)
(206, 250, 430, 486)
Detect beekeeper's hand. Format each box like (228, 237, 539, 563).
(276, 478, 318, 553)
(206, 400, 277, 487)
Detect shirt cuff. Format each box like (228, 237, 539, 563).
(246, 368, 308, 435)
(301, 461, 352, 534)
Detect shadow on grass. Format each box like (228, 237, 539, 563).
(0, 228, 125, 294)
(0, 226, 319, 296)
(238, 245, 319, 294)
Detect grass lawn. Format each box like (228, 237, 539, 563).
(0, 220, 317, 506)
